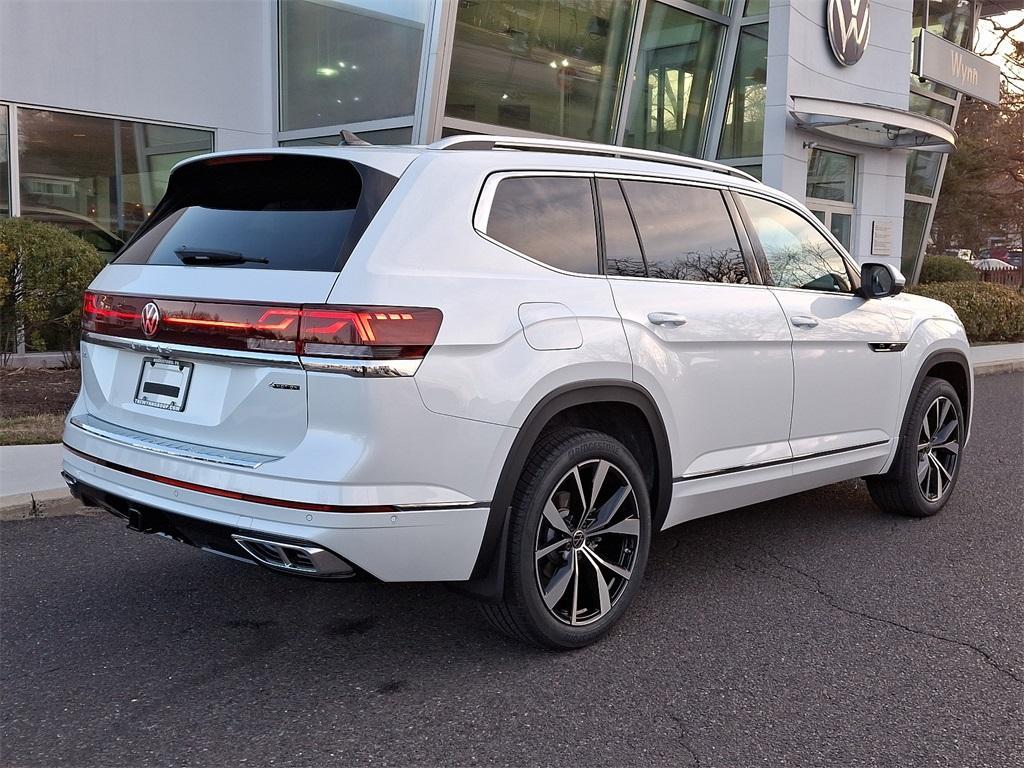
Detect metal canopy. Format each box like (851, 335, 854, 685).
(790, 96, 958, 153)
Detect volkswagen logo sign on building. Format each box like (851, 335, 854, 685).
(141, 302, 161, 338)
(827, 0, 871, 67)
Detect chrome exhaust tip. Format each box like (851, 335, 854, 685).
(231, 534, 354, 578)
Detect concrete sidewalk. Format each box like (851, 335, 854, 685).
(2, 342, 1022, 515)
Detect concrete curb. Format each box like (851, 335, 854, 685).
(974, 359, 1024, 376)
(0, 490, 84, 522)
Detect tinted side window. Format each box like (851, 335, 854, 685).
(621, 181, 748, 283)
(486, 177, 599, 274)
(740, 195, 852, 292)
(597, 179, 646, 278)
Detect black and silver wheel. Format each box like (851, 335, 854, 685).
(867, 377, 964, 517)
(481, 428, 651, 649)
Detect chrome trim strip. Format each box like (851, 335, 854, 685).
(83, 332, 302, 369)
(300, 356, 421, 377)
(84, 332, 420, 377)
(69, 413, 282, 469)
(392, 501, 491, 511)
(674, 439, 891, 482)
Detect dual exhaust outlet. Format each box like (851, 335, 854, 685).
(231, 534, 355, 578)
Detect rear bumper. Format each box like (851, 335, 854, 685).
(62, 446, 490, 582)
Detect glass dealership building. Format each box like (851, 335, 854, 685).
(0, 0, 1007, 280)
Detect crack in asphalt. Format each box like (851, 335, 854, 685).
(667, 714, 700, 767)
(743, 545, 1024, 688)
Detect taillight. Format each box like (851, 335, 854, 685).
(299, 307, 443, 360)
(81, 292, 442, 362)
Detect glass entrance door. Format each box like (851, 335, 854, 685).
(810, 207, 853, 252)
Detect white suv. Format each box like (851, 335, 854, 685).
(62, 136, 972, 649)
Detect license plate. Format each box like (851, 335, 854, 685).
(134, 358, 194, 412)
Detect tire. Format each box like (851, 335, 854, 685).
(867, 377, 965, 517)
(480, 427, 652, 650)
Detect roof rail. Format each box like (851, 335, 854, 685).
(429, 135, 758, 182)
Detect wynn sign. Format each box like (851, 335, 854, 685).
(916, 30, 1001, 107)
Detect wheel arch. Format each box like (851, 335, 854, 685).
(894, 349, 972, 457)
(460, 380, 672, 601)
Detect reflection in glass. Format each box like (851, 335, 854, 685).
(718, 23, 768, 159)
(910, 0, 961, 101)
(486, 177, 599, 274)
(446, 0, 631, 142)
(623, 181, 747, 283)
(624, 4, 725, 156)
(902, 199, 932, 277)
(279, 126, 413, 146)
(806, 149, 855, 203)
(17, 109, 212, 253)
(598, 179, 646, 278)
(906, 151, 942, 197)
(909, 92, 955, 123)
(279, 0, 425, 132)
(745, 0, 769, 15)
(829, 213, 852, 251)
(0, 105, 8, 217)
(742, 195, 851, 292)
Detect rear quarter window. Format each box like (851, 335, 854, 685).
(484, 176, 599, 275)
(115, 154, 397, 271)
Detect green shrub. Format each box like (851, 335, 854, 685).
(0, 218, 106, 358)
(918, 254, 978, 284)
(909, 281, 1024, 343)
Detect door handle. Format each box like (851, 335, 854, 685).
(790, 315, 819, 329)
(648, 312, 688, 327)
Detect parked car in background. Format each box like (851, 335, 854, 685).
(21, 207, 125, 259)
(944, 248, 973, 261)
(62, 137, 974, 648)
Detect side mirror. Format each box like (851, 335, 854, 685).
(860, 262, 905, 299)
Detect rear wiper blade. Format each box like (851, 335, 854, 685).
(174, 247, 269, 265)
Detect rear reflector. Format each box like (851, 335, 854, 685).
(82, 292, 442, 360)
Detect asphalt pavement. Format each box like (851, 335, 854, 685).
(2, 373, 1022, 768)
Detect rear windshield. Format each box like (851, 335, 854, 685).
(114, 154, 397, 271)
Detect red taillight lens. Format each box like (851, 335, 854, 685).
(299, 307, 443, 360)
(81, 292, 442, 361)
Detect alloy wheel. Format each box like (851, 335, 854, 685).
(534, 459, 641, 626)
(917, 395, 960, 502)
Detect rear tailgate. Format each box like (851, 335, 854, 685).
(73, 151, 407, 460)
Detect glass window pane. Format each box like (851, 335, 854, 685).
(902, 199, 932, 277)
(690, 0, 732, 13)
(623, 4, 725, 157)
(597, 179, 646, 278)
(741, 194, 852, 292)
(114, 156, 390, 272)
(486, 177, 598, 274)
(745, 0, 769, 15)
(279, 126, 413, 146)
(279, 0, 425, 132)
(0, 105, 9, 217)
(622, 181, 747, 283)
(718, 23, 768, 160)
(806, 149, 855, 203)
(909, 92, 955, 123)
(829, 212, 852, 251)
(906, 150, 941, 197)
(446, 1, 631, 142)
(17, 109, 213, 253)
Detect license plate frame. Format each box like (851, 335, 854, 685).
(134, 357, 194, 412)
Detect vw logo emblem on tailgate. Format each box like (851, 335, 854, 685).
(141, 302, 161, 337)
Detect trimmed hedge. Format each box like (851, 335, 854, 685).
(918, 254, 978, 284)
(0, 218, 106, 355)
(909, 281, 1024, 343)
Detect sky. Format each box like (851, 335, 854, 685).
(976, 10, 1023, 88)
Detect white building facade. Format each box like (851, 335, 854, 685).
(0, 0, 1005, 280)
